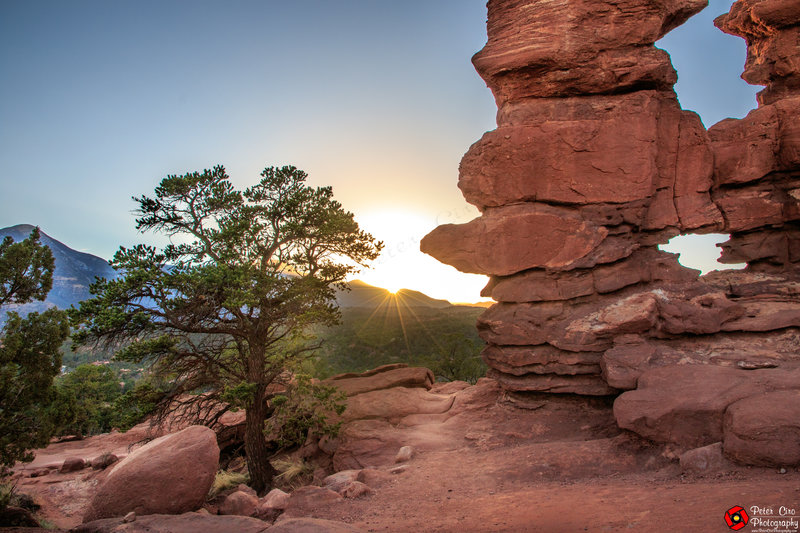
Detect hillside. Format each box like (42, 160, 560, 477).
(0, 224, 118, 316)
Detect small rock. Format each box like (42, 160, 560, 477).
(219, 490, 258, 517)
(780, 467, 787, 474)
(253, 504, 282, 523)
(322, 470, 360, 493)
(122, 511, 136, 523)
(260, 488, 289, 510)
(340, 481, 373, 499)
(394, 446, 414, 463)
(679, 442, 730, 473)
(60, 457, 86, 473)
(389, 465, 407, 474)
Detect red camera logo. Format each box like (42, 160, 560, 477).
(725, 506, 749, 530)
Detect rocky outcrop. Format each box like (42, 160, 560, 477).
(83, 426, 219, 522)
(421, 0, 800, 467)
(420, 0, 724, 396)
(322, 364, 434, 396)
(319, 365, 455, 470)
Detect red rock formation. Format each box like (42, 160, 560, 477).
(422, 0, 800, 465)
(421, 0, 722, 395)
(83, 425, 219, 522)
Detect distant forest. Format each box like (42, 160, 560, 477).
(62, 304, 487, 385)
(312, 304, 486, 381)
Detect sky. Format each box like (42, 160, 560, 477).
(0, 0, 757, 303)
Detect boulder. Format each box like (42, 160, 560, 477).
(342, 387, 454, 422)
(60, 457, 86, 473)
(723, 390, 800, 466)
(83, 425, 219, 522)
(614, 366, 800, 447)
(90, 453, 118, 470)
(73, 513, 270, 533)
(332, 419, 405, 471)
(218, 490, 258, 517)
(215, 410, 246, 452)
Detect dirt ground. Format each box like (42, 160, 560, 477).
(300, 392, 800, 532)
(9, 386, 800, 532)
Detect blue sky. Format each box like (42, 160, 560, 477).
(0, 0, 757, 301)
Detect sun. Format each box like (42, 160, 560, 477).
(351, 207, 491, 304)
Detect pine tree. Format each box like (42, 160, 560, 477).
(71, 165, 382, 492)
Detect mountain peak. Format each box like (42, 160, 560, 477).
(0, 224, 118, 313)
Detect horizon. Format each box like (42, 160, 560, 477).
(0, 0, 757, 303)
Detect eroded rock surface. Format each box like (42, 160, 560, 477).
(421, 0, 800, 467)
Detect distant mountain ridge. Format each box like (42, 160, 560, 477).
(337, 280, 453, 308)
(0, 224, 118, 316)
(0, 224, 469, 314)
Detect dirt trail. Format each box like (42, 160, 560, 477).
(294, 389, 800, 532)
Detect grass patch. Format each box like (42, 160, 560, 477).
(207, 470, 249, 499)
(271, 457, 314, 491)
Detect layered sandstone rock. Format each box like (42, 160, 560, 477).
(421, 0, 720, 396)
(421, 0, 800, 465)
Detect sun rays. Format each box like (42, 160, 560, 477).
(355, 288, 445, 356)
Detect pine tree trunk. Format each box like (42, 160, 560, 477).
(244, 389, 276, 494)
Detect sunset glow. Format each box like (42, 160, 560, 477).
(0, 1, 757, 306)
(351, 208, 489, 304)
